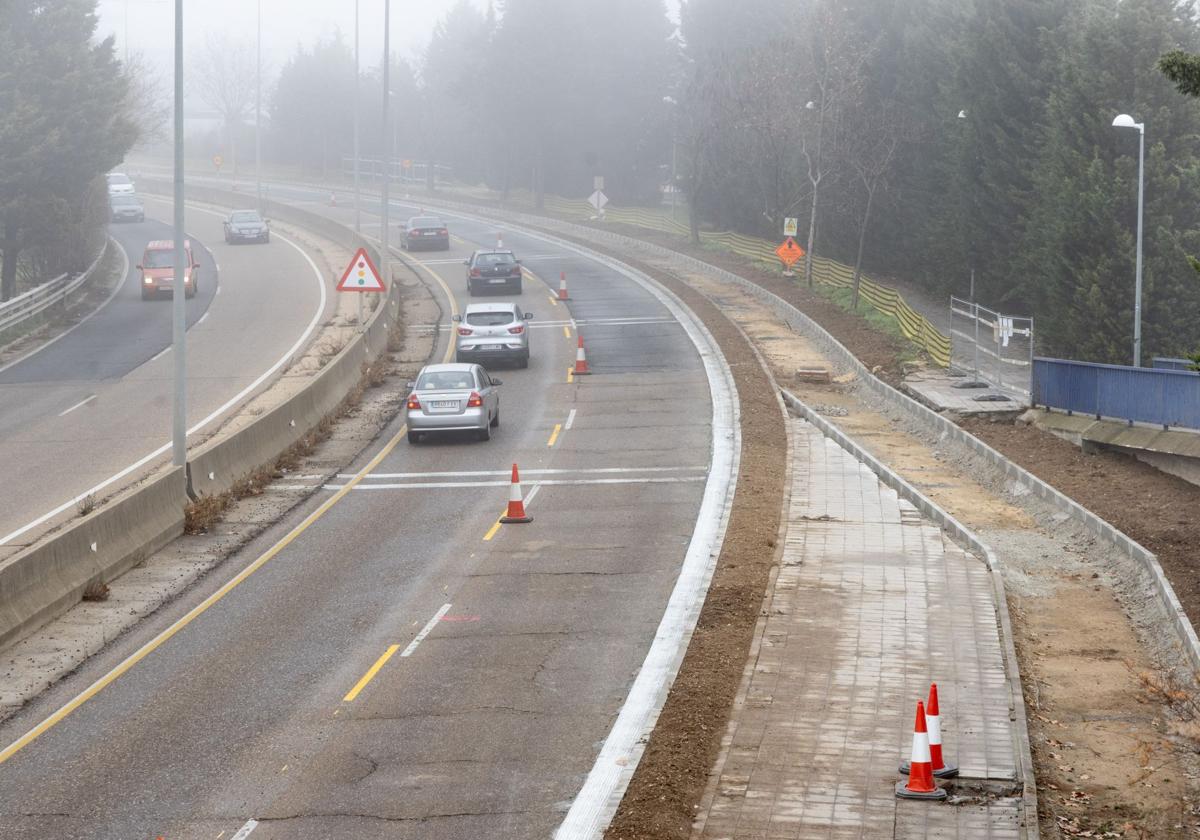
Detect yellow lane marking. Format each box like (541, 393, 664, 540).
(482, 515, 504, 542)
(342, 644, 400, 702)
(547, 424, 562, 448)
(0, 234, 465, 766)
(567, 367, 575, 384)
(563, 326, 571, 339)
(548, 295, 558, 307)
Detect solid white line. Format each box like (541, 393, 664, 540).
(311, 477, 708, 491)
(0, 236, 128, 377)
(230, 819, 258, 840)
(336, 466, 706, 479)
(522, 485, 542, 506)
(215, 283, 222, 296)
(196, 311, 209, 326)
(150, 346, 170, 363)
(565, 408, 577, 430)
(57, 395, 96, 417)
(400, 604, 452, 657)
(0, 225, 328, 547)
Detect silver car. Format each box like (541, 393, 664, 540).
(454, 303, 533, 368)
(405, 363, 501, 443)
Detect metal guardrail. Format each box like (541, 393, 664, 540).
(1033, 357, 1200, 431)
(0, 242, 109, 336)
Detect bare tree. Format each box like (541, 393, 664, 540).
(122, 51, 171, 149)
(797, 2, 867, 287)
(190, 33, 256, 173)
(845, 105, 908, 309)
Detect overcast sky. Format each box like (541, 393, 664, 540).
(96, 0, 681, 77)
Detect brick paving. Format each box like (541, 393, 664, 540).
(694, 420, 1027, 839)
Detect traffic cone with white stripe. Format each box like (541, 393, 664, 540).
(895, 700, 947, 800)
(900, 684, 958, 778)
(499, 464, 533, 524)
(558, 271, 570, 300)
(329, 191, 337, 207)
(497, 232, 504, 249)
(573, 335, 591, 375)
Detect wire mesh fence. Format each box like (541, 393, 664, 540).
(949, 296, 1034, 396)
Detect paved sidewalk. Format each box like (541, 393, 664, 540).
(694, 420, 1029, 839)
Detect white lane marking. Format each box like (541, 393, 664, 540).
(58, 395, 97, 417)
(413, 254, 559, 265)
(412, 316, 675, 332)
(196, 311, 209, 326)
(401, 604, 452, 657)
(565, 409, 577, 430)
(0, 226, 328, 547)
(150, 346, 171, 363)
(215, 283, 222, 296)
(231, 819, 258, 839)
(290, 477, 708, 491)
(522, 485, 541, 506)
(0, 236, 129, 377)
(336, 466, 706, 479)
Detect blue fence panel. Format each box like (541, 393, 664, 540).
(1153, 357, 1198, 373)
(1033, 357, 1200, 430)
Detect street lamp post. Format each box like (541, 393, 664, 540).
(353, 0, 361, 232)
(1113, 113, 1145, 367)
(380, 0, 390, 292)
(255, 0, 262, 212)
(171, 0, 186, 467)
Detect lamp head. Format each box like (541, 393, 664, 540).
(957, 109, 967, 119)
(1112, 113, 1142, 131)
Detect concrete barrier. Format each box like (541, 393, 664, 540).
(0, 467, 187, 650)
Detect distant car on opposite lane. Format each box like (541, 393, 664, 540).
(106, 172, 135, 195)
(465, 249, 522, 295)
(109, 193, 145, 223)
(454, 302, 533, 368)
(405, 362, 501, 443)
(401, 216, 449, 250)
(222, 209, 270, 244)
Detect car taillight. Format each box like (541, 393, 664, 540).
(467, 392, 483, 408)
(511, 266, 522, 275)
(470, 268, 481, 277)
(457, 327, 473, 336)
(406, 393, 421, 410)
(508, 325, 525, 335)
(438, 229, 447, 235)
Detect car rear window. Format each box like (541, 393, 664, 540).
(416, 371, 475, 390)
(411, 218, 443, 229)
(142, 249, 189, 268)
(230, 211, 261, 223)
(465, 311, 515, 326)
(111, 195, 140, 206)
(474, 253, 514, 267)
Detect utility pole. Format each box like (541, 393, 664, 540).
(171, 0, 187, 467)
(255, 0, 262, 212)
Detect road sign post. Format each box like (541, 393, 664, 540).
(338, 248, 387, 332)
(588, 189, 608, 218)
(775, 237, 805, 277)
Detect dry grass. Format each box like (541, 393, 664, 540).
(81, 580, 110, 602)
(76, 493, 97, 517)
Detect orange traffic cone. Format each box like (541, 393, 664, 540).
(499, 464, 533, 524)
(558, 271, 569, 300)
(573, 335, 591, 375)
(900, 684, 958, 778)
(896, 700, 947, 800)
(496, 232, 504, 249)
(329, 191, 337, 207)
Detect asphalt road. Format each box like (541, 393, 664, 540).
(0, 197, 329, 552)
(0, 187, 720, 839)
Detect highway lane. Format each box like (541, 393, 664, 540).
(0, 194, 723, 839)
(0, 198, 329, 552)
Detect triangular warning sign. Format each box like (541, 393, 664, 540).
(337, 248, 386, 292)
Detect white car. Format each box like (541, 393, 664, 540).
(107, 172, 135, 196)
(453, 302, 533, 368)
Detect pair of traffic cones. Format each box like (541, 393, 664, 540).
(896, 683, 957, 800)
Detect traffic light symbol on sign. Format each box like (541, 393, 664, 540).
(336, 248, 386, 292)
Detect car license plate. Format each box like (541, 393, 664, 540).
(482, 344, 502, 351)
(432, 400, 457, 408)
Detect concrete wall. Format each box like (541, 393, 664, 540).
(0, 467, 187, 650)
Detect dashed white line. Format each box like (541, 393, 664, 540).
(196, 311, 209, 326)
(401, 604, 452, 657)
(150, 346, 171, 363)
(565, 408, 577, 430)
(58, 395, 97, 417)
(336, 466, 705, 479)
(283, 477, 708, 491)
(230, 819, 258, 839)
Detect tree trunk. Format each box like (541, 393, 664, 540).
(852, 184, 875, 311)
(805, 181, 819, 287)
(2, 217, 19, 302)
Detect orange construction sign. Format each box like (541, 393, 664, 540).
(775, 237, 806, 268)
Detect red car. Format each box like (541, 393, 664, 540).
(138, 240, 198, 300)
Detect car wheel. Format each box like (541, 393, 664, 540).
(141, 289, 152, 301)
(518, 354, 529, 369)
(264, 233, 270, 244)
(478, 421, 492, 441)
(407, 429, 420, 444)
(468, 281, 478, 296)
(513, 280, 523, 294)
(490, 408, 500, 428)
